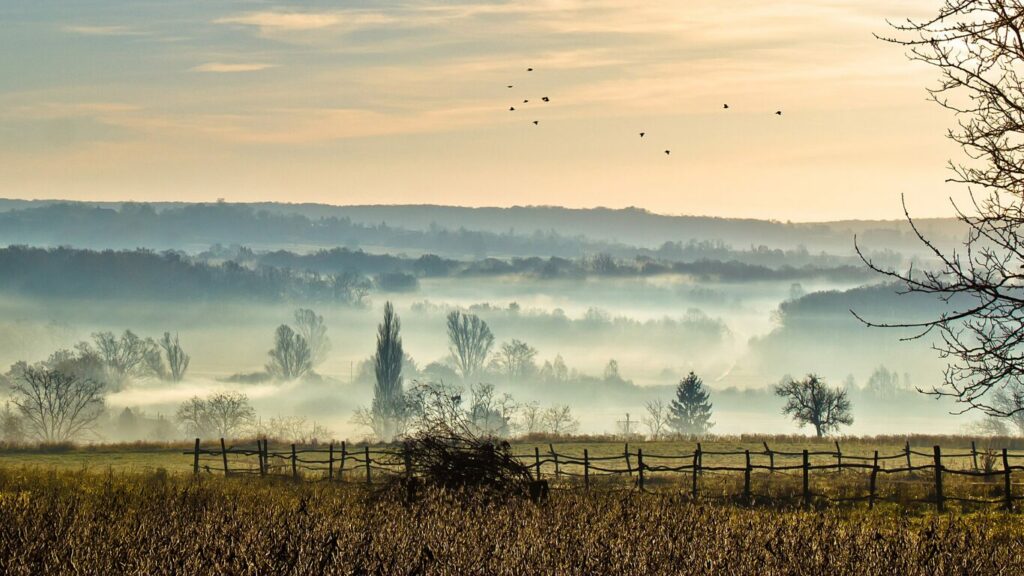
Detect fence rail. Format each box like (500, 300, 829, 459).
(185, 438, 1024, 512)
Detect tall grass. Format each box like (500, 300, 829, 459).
(1, 467, 1022, 575)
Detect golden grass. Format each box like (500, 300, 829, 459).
(1, 467, 1023, 575)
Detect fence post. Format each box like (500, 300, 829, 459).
(624, 443, 633, 477)
(835, 441, 842, 473)
(802, 449, 810, 507)
(258, 439, 265, 477)
(534, 447, 542, 481)
(933, 445, 944, 513)
(193, 438, 200, 476)
(584, 449, 590, 490)
(972, 441, 979, 472)
(220, 438, 229, 476)
(743, 449, 751, 504)
(869, 450, 879, 509)
(692, 445, 700, 499)
(340, 441, 347, 482)
(763, 441, 774, 474)
(697, 442, 703, 476)
(291, 444, 298, 480)
(261, 439, 268, 476)
(549, 444, 561, 480)
(905, 441, 912, 471)
(637, 448, 645, 491)
(328, 442, 334, 481)
(364, 445, 371, 485)
(1003, 448, 1013, 512)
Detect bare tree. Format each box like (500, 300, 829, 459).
(467, 383, 518, 436)
(539, 355, 569, 384)
(266, 325, 312, 381)
(857, 2, 1024, 415)
(91, 330, 157, 380)
(642, 399, 669, 440)
(204, 392, 255, 438)
(542, 404, 579, 436)
(294, 308, 331, 368)
(446, 311, 494, 380)
(9, 367, 105, 442)
(372, 302, 405, 440)
(175, 396, 209, 437)
(775, 374, 853, 437)
(491, 339, 538, 381)
(159, 332, 190, 382)
(252, 415, 332, 443)
(518, 400, 543, 435)
(993, 383, 1024, 435)
(1, 401, 26, 443)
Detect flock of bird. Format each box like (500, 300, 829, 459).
(505, 67, 784, 157)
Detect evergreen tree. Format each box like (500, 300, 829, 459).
(372, 302, 404, 441)
(668, 372, 714, 435)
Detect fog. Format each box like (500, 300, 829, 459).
(0, 201, 985, 442)
(0, 276, 966, 440)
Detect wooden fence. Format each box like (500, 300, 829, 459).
(186, 439, 1024, 512)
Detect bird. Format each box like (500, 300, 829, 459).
(664, 150, 671, 155)
(533, 120, 539, 125)
(507, 85, 513, 88)
(723, 104, 729, 109)
(509, 106, 515, 111)
(523, 99, 529, 103)
(527, 67, 533, 72)
(639, 132, 645, 138)
(775, 110, 782, 115)
(542, 96, 550, 102)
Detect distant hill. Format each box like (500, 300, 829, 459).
(0, 199, 963, 256)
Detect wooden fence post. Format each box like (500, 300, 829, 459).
(549, 444, 561, 480)
(291, 444, 298, 480)
(220, 438, 229, 476)
(835, 441, 842, 472)
(905, 441, 912, 471)
(743, 449, 752, 504)
(263, 439, 269, 476)
(763, 441, 774, 474)
(972, 441, 979, 472)
(802, 449, 810, 507)
(328, 442, 334, 481)
(624, 443, 633, 477)
(193, 438, 200, 476)
(697, 442, 703, 476)
(637, 448, 645, 491)
(364, 445, 371, 485)
(534, 447, 542, 481)
(584, 449, 590, 490)
(691, 445, 700, 499)
(340, 441, 347, 482)
(869, 450, 879, 509)
(933, 445, 944, 513)
(1003, 448, 1013, 512)
(258, 439, 265, 477)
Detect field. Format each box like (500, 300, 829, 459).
(2, 465, 1024, 575)
(3, 435, 1020, 474)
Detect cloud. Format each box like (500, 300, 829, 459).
(214, 10, 396, 35)
(63, 25, 145, 36)
(192, 63, 276, 73)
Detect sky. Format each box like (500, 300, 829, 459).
(0, 0, 966, 221)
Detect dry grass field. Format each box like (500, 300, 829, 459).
(1, 466, 1023, 575)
